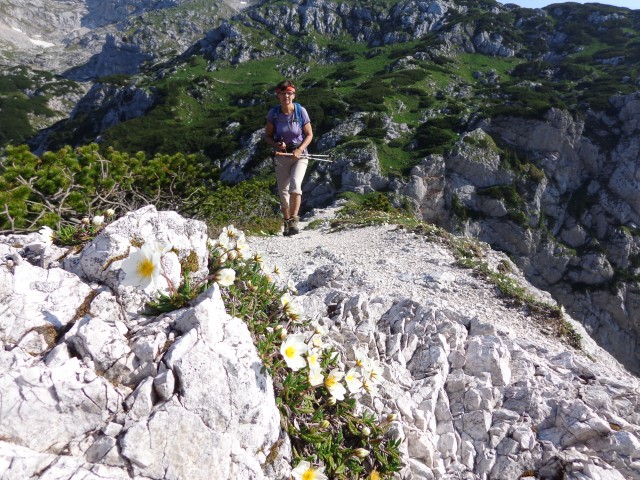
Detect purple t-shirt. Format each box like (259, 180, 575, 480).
(267, 104, 310, 145)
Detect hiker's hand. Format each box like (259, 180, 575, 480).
(292, 148, 302, 159)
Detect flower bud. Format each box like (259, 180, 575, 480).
(105, 208, 115, 217)
(214, 268, 236, 287)
(354, 448, 369, 458)
(275, 325, 287, 340)
(386, 413, 397, 422)
(361, 426, 371, 437)
(81, 217, 90, 225)
(327, 397, 337, 406)
(92, 215, 105, 226)
(320, 420, 331, 429)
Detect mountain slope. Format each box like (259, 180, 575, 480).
(3, 0, 640, 375)
(0, 0, 252, 76)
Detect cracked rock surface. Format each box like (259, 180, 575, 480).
(1, 204, 639, 479)
(249, 206, 640, 480)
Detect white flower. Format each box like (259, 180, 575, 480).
(310, 333, 328, 350)
(236, 236, 250, 259)
(215, 268, 236, 287)
(324, 369, 346, 401)
(217, 232, 232, 250)
(354, 349, 369, 368)
(38, 226, 54, 247)
(287, 278, 298, 294)
(313, 321, 329, 336)
(281, 292, 303, 321)
(144, 240, 172, 256)
(364, 357, 384, 385)
(92, 215, 104, 226)
(310, 322, 329, 348)
(345, 368, 363, 394)
(362, 376, 379, 397)
(308, 368, 324, 387)
(105, 208, 115, 217)
(222, 225, 240, 239)
(280, 292, 293, 307)
(307, 348, 322, 371)
(120, 242, 165, 294)
(291, 460, 328, 480)
(260, 262, 271, 275)
(280, 334, 308, 371)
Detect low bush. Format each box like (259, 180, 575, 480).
(0, 144, 281, 234)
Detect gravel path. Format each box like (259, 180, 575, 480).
(247, 206, 630, 376)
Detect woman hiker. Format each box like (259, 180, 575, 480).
(264, 80, 313, 236)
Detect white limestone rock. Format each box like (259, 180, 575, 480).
(0, 358, 124, 453)
(1, 259, 93, 346)
(72, 204, 209, 294)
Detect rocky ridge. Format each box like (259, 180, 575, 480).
(1, 205, 639, 479)
(276, 95, 640, 377)
(0, 0, 250, 77)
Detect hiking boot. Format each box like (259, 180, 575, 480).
(283, 219, 291, 236)
(288, 215, 300, 235)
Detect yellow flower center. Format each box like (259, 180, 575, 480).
(137, 258, 155, 278)
(302, 469, 315, 480)
(325, 377, 336, 388)
(285, 346, 296, 359)
(370, 471, 380, 480)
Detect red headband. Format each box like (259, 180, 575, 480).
(276, 86, 296, 94)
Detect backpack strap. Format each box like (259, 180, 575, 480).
(294, 102, 303, 130)
(270, 103, 304, 130)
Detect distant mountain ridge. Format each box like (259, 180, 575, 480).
(0, 0, 255, 77)
(2, 0, 640, 376)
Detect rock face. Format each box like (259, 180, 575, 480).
(385, 97, 640, 377)
(0, 0, 251, 77)
(0, 205, 287, 479)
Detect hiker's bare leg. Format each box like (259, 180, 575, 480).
(289, 192, 301, 218)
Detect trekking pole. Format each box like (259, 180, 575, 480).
(276, 152, 334, 163)
(301, 155, 334, 163)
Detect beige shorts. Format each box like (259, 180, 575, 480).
(275, 154, 308, 205)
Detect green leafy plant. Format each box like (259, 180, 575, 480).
(49, 208, 116, 247)
(128, 224, 402, 478)
(330, 192, 419, 231)
(0, 144, 282, 235)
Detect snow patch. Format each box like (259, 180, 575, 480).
(29, 38, 55, 48)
